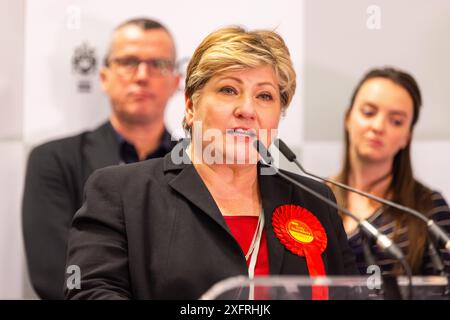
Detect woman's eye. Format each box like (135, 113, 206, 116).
(219, 86, 237, 95)
(391, 118, 404, 127)
(361, 108, 375, 117)
(258, 92, 273, 101)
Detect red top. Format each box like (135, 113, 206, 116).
(223, 216, 270, 276)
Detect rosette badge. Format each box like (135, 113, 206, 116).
(272, 204, 329, 299)
(287, 220, 314, 244)
(272, 204, 327, 258)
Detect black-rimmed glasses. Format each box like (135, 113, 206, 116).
(108, 56, 176, 77)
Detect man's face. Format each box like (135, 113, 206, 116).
(100, 25, 180, 125)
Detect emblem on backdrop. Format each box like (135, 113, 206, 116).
(72, 42, 97, 93)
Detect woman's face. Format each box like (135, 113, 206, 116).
(346, 77, 414, 164)
(185, 65, 282, 165)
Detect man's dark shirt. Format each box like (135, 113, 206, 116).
(116, 128, 174, 164)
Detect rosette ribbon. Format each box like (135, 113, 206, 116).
(272, 204, 328, 300)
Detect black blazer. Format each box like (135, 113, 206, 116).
(22, 121, 175, 299)
(65, 148, 357, 300)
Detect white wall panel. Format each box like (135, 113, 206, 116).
(304, 0, 450, 141)
(302, 141, 450, 205)
(0, 0, 24, 140)
(23, 0, 304, 149)
(0, 142, 26, 299)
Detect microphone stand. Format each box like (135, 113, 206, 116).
(274, 138, 449, 272)
(361, 234, 377, 270)
(254, 140, 413, 299)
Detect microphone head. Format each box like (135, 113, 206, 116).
(253, 140, 274, 164)
(274, 138, 297, 162)
(359, 221, 405, 260)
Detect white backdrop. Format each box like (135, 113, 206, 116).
(23, 0, 304, 148)
(0, 0, 25, 299)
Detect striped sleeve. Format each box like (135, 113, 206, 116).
(421, 192, 450, 275)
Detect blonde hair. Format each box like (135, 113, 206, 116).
(183, 26, 296, 133)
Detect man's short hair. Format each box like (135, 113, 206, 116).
(103, 17, 174, 67)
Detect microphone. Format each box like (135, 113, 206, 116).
(274, 138, 450, 253)
(253, 140, 406, 262)
(254, 139, 414, 299)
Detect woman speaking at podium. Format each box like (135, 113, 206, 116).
(65, 26, 357, 299)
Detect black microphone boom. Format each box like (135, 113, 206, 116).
(274, 138, 450, 253)
(253, 140, 406, 261)
(254, 139, 413, 299)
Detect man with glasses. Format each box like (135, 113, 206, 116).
(22, 18, 180, 299)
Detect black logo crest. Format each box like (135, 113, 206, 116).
(72, 42, 97, 76)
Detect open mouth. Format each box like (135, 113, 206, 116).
(226, 128, 257, 138)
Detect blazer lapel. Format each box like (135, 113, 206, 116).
(165, 153, 309, 275)
(258, 164, 295, 275)
(164, 153, 229, 233)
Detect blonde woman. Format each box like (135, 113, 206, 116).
(66, 26, 356, 300)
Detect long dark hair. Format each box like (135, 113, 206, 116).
(333, 67, 433, 273)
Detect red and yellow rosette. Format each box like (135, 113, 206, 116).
(272, 204, 328, 300)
